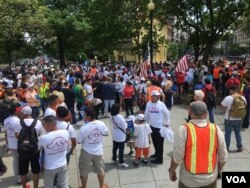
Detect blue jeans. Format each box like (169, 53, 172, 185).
(208, 107, 215, 123)
(224, 119, 242, 150)
(112, 140, 125, 164)
(40, 98, 48, 115)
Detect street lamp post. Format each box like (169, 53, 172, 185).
(148, 0, 155, 74)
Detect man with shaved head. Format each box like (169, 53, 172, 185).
(169, 101, 228, 188)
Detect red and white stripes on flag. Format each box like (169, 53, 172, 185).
(175, 55, 189, 72)
(139, 59, 149, 79)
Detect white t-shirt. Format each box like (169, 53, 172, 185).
(85, 84, 93, 101)
(39, 130, 69, 170)
(134, 123, 152, 148)
(221, 95, 247, 120)
(123, 74, 129, 82)
(4, 116, 20, 150)
(15, 118, 43, 136)
(110, 114, 127, 142)
(44, 107, 56, 117)
(3, 78, 14, 88)
(76, 120, 108, 155)
(116, 82, 125, 93)
(145, 101, 170, 128)
(56, 121, 75, 139)
(138, 83, 146, 93)
(56, 120, 76, 152)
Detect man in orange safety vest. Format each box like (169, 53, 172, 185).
(168, 101, 228, 188)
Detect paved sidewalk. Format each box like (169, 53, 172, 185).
(1, 104, 250, 188)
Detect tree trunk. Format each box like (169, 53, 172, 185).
(137, 47, 140, 64)
(193, 45, 200, 62)
(6, 41, 12, 69)
(203, 41, 214, 65)
(57, 35, 66, 68)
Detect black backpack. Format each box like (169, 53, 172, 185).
(18, 119, 38, 159)
(204, 88, 216, 108)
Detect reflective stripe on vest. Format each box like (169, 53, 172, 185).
(147, 86, 160, 101)
(185, 122, 218, 174)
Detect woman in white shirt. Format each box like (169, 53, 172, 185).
(4, 104, 21, 184)
(110, 104, 129, 168)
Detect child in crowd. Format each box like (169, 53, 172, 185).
(133, 114, 152, 165)
(126, 115, 135, 156)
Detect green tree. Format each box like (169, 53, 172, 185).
(167, 42, 178, 61)
(39, 0, 90, 67)
(84, 0, 133, 61)
(0, 0, 43, 66)
(128, 0, 167, 63)
(85, 0, 167, 62)
(228, 43, 248, 56)
(165, 0, 249, 63)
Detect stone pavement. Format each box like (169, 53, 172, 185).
(0, 104, 250, 188)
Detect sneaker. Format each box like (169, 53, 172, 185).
(133, 161, 139, 166)
(128, 151, 134, 156)
(217, 172, 221, 179)
(16, 177, 21, 184)
(150, 154, 156, 158)
(238, 148, 244, 152)
(118, 163, 129, 168)
(150, 159, 163, 164)
(142, 159, 148, 164)
(112, 160, 117, 165)
(0, 166, 7, 176)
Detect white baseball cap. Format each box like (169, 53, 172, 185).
(21, 106, 32, 115)
(141, 77, 145, 81)
(151, 90, 161, 96)
(137, 114, 145, 121)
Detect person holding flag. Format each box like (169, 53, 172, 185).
(175, 54, 190, 96)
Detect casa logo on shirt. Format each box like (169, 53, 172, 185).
(149, 106, 159, 113)
(88, 128, 102, 142)
(47, 137, 67, 151)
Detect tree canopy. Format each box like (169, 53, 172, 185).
(165, 0, 249, 62)
(0, 0, 249, 67)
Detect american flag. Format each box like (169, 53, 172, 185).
(175, 54, 189, 72)
(139, 50, 150, 79)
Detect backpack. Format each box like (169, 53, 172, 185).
(82, 87, 87, 98)
(77, 86, 87, 98)
(77, 85, 87, 99)
(229, 96, 247, 118)
(204, 88, 216, 108)
(18, 119, 38, 159)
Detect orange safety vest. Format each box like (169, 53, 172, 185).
(147, 85, 161, 102)
(184, 122, 218, 174)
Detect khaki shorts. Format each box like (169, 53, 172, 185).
(79, 149, 104, 177)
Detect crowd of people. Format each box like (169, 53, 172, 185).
(0, 58, 249, 188)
